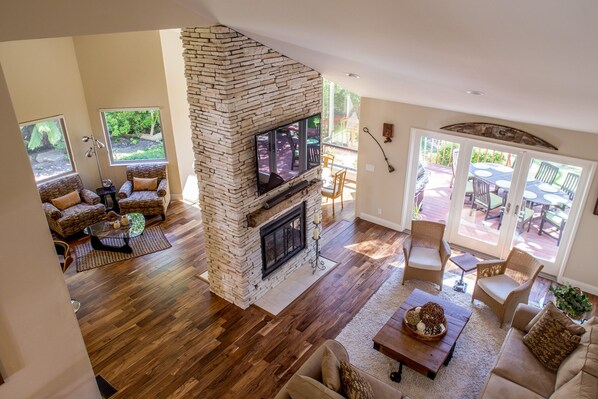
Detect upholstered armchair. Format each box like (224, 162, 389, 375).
(472, 248, 543, 327)
(402, 221, 451, 291)
(118, 164, 170, 220)
(38, 174, 106, 237)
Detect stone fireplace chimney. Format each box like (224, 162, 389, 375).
(182, 26, 322, 309)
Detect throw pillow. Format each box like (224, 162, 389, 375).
(286, 375, 344, 399)
(523, 307, 583, 371)
(550, 371, 598, 399)
(133, 177, 158, 191)
(51, 190, 81, 210)
(322, 346, 342, 392)
(339, 361, 374, 399)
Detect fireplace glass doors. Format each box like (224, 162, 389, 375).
(260, 203, 306, 278)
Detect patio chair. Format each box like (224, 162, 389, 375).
(534, 161, 559, 184)
(560, 172, 579, 200)
(402, 221, 450, 291)
(322, 153, 335, 172)
(471, 178, 503, 220)
(308, 144, 320, 169)
(287, 132, 300, 170)
(539, 208, 567, 246)
(501, 199, 534, 232)
(322, 168, 346, 214)
(472, 248, 543, 327)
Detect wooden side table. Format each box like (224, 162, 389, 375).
(450, 253, 478, 293)
(96, 186, 119, 213)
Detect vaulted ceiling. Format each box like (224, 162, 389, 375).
(178, 0, 598, 134)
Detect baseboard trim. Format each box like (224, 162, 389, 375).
(560, 277, 598, 296)
(359, 213, 403, 232)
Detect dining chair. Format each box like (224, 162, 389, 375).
(322, 168, 346, 214)
(471, 178, 503, 220)
(534, 161, 559, 185)
(322, 153, 335, 172)
(497, 199, 534, 232)
(402, 220, 451, 291)
(308, 144, 320, 169)
(472, 248, 543, 327)
(287, 132, 300, 170)
(560, 172, 579, 200)
(539, 208, 567, 246)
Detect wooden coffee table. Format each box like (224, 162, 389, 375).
(373, 288, 472, 382)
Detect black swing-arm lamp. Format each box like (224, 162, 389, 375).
(362, 127, 395, 173)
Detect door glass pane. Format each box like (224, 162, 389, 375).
(457, 146, 517, 245)
(413, 137, 459, 223)
(512, 159, 582, 262)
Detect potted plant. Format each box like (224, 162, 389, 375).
(549, 283, 593, 320)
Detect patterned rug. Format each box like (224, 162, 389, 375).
(335, 258, 508, 399)
(74, 226, 171, 272)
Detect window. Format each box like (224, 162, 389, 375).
(100, 108, 167, 164)
(321, 79, 360, 171)
(20, 115, 75, 182)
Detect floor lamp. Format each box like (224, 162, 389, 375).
(82, 134, 111, 188)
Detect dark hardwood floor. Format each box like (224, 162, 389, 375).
(64, 190, 596, 398)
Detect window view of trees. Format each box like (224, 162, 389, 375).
(101, 109, 166, 163)
(20, 116, 75, 181)
(321, 79, 360, 171)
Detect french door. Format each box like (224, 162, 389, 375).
(405, 128, 596, 277)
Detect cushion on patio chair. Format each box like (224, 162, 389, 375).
(545, 209, 568, 225)
(478, 274, 521, 304)
(489, 192, 503, 209)
(407, 247, 442, 270)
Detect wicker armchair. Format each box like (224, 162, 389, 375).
(402, 221, 451, 291)
(38, 174, 106, 237)
(471, 248, 543, 327)
(118, 164, 170, 220)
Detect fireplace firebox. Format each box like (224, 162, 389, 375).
(260, 203, 306, 278)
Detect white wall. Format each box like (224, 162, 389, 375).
(357, 97, 598, 291)
(73, 31, 183, 194)
(0, 65, 99, 399)
(159, 29, 198, 202)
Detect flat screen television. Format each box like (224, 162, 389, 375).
(255, 113, 321, 196)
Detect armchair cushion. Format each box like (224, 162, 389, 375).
(119, 191, 163, 209)
(59, 203, 105, 225)
(42, 202, 62, 220)
(408, 247, 442, 270)
(51, 190, 81, 210)
(477, 274, 520, 304)
(133, 177, 158, 191)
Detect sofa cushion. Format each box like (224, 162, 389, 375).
(286, 375, 344, 399)
(408, 247, 442, 270)
(493, 329, 557, 398)
(550, 371, 598, 399)
(322, 346, 342, 392)
(133, 177, 158, 191)
(58, 203, 105, 225)
(339, 361, 374, 399)
(51, 190, 81, 210)
(482, 373, 545, 399)
(477, 274, 520, 304)
(556, 320, 598, 389)
(523, 308, 582, 371)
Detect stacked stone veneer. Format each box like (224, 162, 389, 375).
(182, 25, 323, 309)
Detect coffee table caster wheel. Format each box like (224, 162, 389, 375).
(390, 371, 401, 383)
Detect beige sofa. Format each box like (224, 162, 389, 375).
(480, 304, 598, 398)
(275, 340, 407, 399)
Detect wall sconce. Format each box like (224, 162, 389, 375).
(362, 127, 395, 173)
(383, 123, 394, 143)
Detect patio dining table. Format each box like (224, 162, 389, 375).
(469, 162, 571, 208)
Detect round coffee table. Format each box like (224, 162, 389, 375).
(84, 213, 145, 254)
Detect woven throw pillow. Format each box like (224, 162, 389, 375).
(523, 308, 582, 371)
(322, 346, 342, 392)
(51, 190, 81, 210)
(133, 177, 158, 191)
(339, 361, 374, 399)
(286, 375, 344, 399)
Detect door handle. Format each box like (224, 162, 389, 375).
(506, 202, 511, 214)
(514, 204, 520, 217)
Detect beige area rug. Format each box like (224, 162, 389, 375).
(335, 259, 508, 399)
(74, 226, 171, 272)
(199, 257, 339, 315)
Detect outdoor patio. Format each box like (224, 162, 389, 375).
(418, 163, 564, 262)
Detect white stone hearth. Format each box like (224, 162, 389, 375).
(199, 257, 339, 315)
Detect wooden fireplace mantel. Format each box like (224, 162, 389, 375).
(247, 179, 322, 228)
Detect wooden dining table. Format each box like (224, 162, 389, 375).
(468, 162, 571, 208)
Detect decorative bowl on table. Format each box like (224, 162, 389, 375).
(403, 302, 447, 341)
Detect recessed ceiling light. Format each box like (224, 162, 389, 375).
(346, 73, 360, 78)
(466, 90, 484, 96)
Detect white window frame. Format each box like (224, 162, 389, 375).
(100, 107, 168, 166)
(19, 114, 77, 183)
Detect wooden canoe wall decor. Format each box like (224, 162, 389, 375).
(441, 123, 558, 151)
